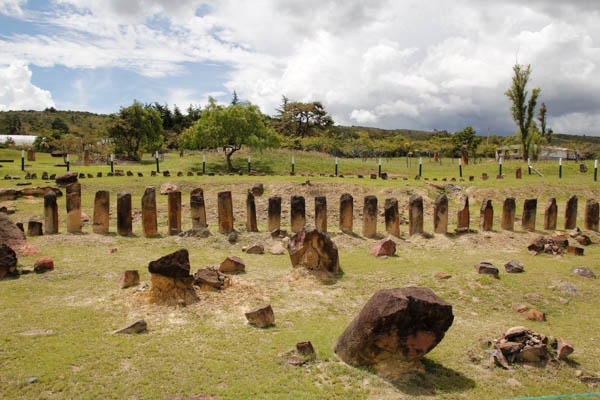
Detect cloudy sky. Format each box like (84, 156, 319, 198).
(1, 0, 599, 135)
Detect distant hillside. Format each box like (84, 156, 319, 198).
(0, 109, 112, 137)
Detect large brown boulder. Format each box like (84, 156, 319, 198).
(334, 287, 453, 371)
(288, 228, 339, 274)
(55, 172, 78, 187)
(148, 249, 191, 278)
(0, 244, 18, 279)
(0, 213, 39, 256)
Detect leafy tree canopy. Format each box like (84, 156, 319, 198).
(274, 96, 334, 139)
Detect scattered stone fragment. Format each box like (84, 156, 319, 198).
(0, 243, 18, 278)
(105, 248, 117, 254)
(227, 231, 239, 243)
(33, 256, 54, 273)
(369, 238, 396, 257)
(219, 256, 245, 273)
(159, 182, 178, 194)
(55, 171, 78, 187)
(493, 326, 548, 364)
(334, 287, 454, 373)
(556, 337, 574, 360)
(148, 249, 191, 278)
(434, 272, 452, 280)
(523, 309, 546, 322)
(118, 270, 140, 289)
(178, 228, 211, 238)
(504, 260, 524, 273)
(270, 243, 286, 255)
(512, 304, 529, 313)
(244, 244, 264, 254)
(245, 304, 275, 328)
(19, 329, 54, 336)
(572, 267, 596, 279)
(474, 261, 499, 278)
(193, 267, 231, 290)
(575, 234, 592, 246)
(251, 183, 264, 196)
(296, 341, 315, 358)
(567, 245, 584, 256)
(287, 228, 340, 276)
(113, 320, 147, 334)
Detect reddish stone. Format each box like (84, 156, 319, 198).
(524, 309, 546, 321)
(118, 270, 140, 289)
(245, 304, 275, 328)
(33, 256, 54, 273)
(219, 256, 245, 273)
(369, 238, 397, 257)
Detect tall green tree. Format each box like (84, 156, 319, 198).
(108, 100, 164, 160)
(274, 96, 334, 138)
(537, 102, 553, 144)
(452, 126, 481, 164)
(181, 98, 280, 172)
(505, 64, 540, 160)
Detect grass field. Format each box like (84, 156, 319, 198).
(1, 148, 599, 399)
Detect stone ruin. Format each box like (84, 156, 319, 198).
(334, 287, 453, 377)
(287, 228, 340, 280)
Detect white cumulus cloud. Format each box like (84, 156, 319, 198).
(0, 63, 54, 111)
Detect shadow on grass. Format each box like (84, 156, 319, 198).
(385, 358, 476, 396)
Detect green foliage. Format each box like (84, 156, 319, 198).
(108, 100, 164, 161)
(452, 126, 481, 163)
(181, 98, 280, 171)
(505, 64, 541, 160)
(273, 96, 334, 139)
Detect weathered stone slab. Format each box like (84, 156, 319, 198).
(190, 188, 207, 229)
(268, 196, 281, 232)
(480, 199, 493, 231)
(362, 196, 378, 238)
(93, 190, 110, 234)
(384, 198, 400, 237)
(339, 193, 353, 234)
(564, 195, 578, 230)
(168, 191, 182, 236)
(433, 193, 448, 234)
(246, 191, 258, 232)
(290, 195, 306, 233)
(409, 195, 423, 235)
(522, 198, 537, 232)
(218, 191, 234, 234)
(141, 186, 158, 237)
(584, 199, 599, 232)
(544, 198, 557, 230)
(501, 197, 516, 231)
(457, 194, 469, 230)
(245, 304, 275, 328)
(117, 192, 132, 236)
(66, 183, 82, 233)
(314, 196, 327, 233)
(288, 228, 339, 274)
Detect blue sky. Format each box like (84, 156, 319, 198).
(1, 0, 600, 136)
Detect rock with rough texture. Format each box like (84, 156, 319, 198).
(251, 183, 264, 197)
(0, 244, 18, 278)
(244, 244, 264, 254)
(572, 267, 596, 279)
(494, 327, 549, 364)
(288, 228, 339, 274)
(434, 272, 452, 280)
(334, 287, 453, 369)
(0, 213, 38, 256)
(33, 257, 54, 273)
(219, 256, 245, 273)
(557, 337, 574, 360)
(148, 249, 191, 278)
(118, 270, 140, 289)
(369, 238, 397, 257)
(245, 304, 275, 328)
(504, 260, 524, 273)
(475, 262, 499, 278)
(113, 320, 147, 334)
(270, 243, 286, 255)
(194, 267, 231, 290)
(55, 172, 78, 187)
(160, 182, 178, 194)
(524, 309, 546, 321)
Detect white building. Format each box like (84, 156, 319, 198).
(0, 135, 37, 146)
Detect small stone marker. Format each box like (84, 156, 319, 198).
(475, 261, 499, 278)
(113, 320, 147, 334)
(168, 191, 182, 236)
(384, 198, 400, 237)
(190, 188, 207, 229)
(296, 341, 315, 358)
(193, 267, 231, 290)
(55, 171, 78, 187)
(93, 190, 110, 234)
(501, 197, 516, 231)
(524, 309, 546, 321)
(339, 193, 353, 234)
(27, 148, 35, 162)
(267, 196, 282, 232)
(0, 244, 17, 279)
(66, 182, 82, 233)
(251, 183, 264, 196)
(557, 338, 574, 360)
(572, 267, 595, 279)
(244, 244, 264, 254)
(544, 198, 557, 230)
(290, 195, 306, 233)
(433, 193, 448, 234)
(521, 198, 537, 232)
(160, 182, 178, 195)
(246, 191, 258, 232)
(362, 196, 378, 238)
(334, 287, 453, 370)
(117, 192, 132, 236)
(515, 167, 522, 179)
(27, 221, 42, 237)
(564, 195, 578, 229)
(118, 270, 140, 289)
(457, 194, 470, 231)
(408, 194, 423, 235)
(584, 199, 599, 231)
(480, 199, 493, 231)
(369, 238, 396, 257)
(287, 228, 339, 275)
(219, 256, 245, 273)
(141, 186, 158, 237)
(314, 196, 327, 233)
(245, 304, 275, 328)
(33, 256, 54, 273)
(218, 191, 234, 234)
(504, 260, 524, 273)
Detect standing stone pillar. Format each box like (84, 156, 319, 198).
(515, 168, 522, 179)
(544, 198, 557, 230)
(83, 149, 90, 166)
(267, 196, 281, 232)
(339, 193, 353, 234)
(522, 199, 537, 231)
(409, 195, 424, 236)
(501, 197, 516, 231)
(290, 195, 306, 233)
(314, 196, 327, 233)
(168, 191, 182, 236)
(218, 191, 234, 234)
(433, 193, 448, 234)
(190, 188, 207, 229)
(246, 191, 258, 232)
(384, 198, 400, 237)
(142, 186, 158, 237)
(66, 182, 82, 233)
(44, 191, 58, 234)
(457, 195, 470, 230)
(480, 199, 493, 231)
(27, 221, 43, 236)
(117, 192, 132, 236)
(564, 195, 578, 230)
(362, 196, 378, 238)
(93, 190, 110, 234)
(584, 199, 599, 231)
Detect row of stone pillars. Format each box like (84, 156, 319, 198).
(42, 186, 599, 237)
